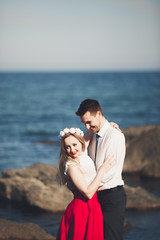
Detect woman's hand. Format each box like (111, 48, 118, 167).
(101, 154, 116, 173)
(110, 122, 122, 132)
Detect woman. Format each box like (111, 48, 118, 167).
(56, 127, 116, 240)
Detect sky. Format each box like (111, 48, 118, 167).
(0, 0, 160, 71)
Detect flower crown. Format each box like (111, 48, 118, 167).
(59, 128, 84, 139)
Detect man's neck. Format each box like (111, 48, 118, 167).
(99, 116, 107, 130)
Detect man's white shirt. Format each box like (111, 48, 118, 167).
(88, 120, 125, 191)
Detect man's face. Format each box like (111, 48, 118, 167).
(81, 111, 101, 133)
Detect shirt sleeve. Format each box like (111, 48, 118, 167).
(64, 161, 80, 176)
(100, 131, 126, 185)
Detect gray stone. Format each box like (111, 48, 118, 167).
(0, 219, 55, 240)
(0, 163, 160, 211)
(124, 185, 160, 210)
(123, 125, 160, 178)
(0, 164, 73, 212)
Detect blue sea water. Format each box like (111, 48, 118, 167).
(0, 71, 160, 239)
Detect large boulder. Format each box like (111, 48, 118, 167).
(123, 125, 160, 178)
(0, 163, 160, 212)
(0, 164, 73, 212)
(0, 218, 131, 238)
(0, 219, 55, 240)
(124, 185, 160, 210)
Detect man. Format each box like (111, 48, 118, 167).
(76, 99, 126, 240)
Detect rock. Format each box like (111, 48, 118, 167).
(1, 163, 58, 185)
(0, 163, 160, 212)
(0, 219, 55, 240)
(122, 125, 160, 178)
(0, 164, 73, 212)
(124, 185, 160, 210)
(122, 125, 158, 140)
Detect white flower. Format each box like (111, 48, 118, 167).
(63, 128, 69, 134)
(80, 131, 84, 137)
(59, 131, 65, 137)
(76, 128, 84, 136)
(70, 128, 76, 134)
(59, 127, 84, 139)
(76, 128, 81, 134)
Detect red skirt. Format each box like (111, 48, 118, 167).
(56, 191, 104, 240)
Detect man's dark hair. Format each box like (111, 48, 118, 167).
(76, 99, 103, 116)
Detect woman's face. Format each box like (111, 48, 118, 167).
(64, 135, 83, 158)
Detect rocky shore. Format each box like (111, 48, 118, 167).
(0, 219, 56, 240)
(0, 125, 159, 239)
(0, 163, 160, 213)
(123, 124, 160, 178)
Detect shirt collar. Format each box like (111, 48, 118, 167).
(97, 120, 110, 138)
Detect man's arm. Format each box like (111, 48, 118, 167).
(100, 131, 125, 185)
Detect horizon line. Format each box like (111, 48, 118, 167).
(0, 69, 160, 73)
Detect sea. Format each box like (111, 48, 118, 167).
(0, 71, 160, 239)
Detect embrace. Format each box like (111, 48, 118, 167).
(56, 99, 126, 240)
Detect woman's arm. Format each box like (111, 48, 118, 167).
(67, 154, 116, 199)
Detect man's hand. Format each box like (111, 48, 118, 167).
(110, 122, 122, 132)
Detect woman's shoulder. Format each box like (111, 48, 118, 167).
(64, 159, 80, 175)
(66, 160, 79, 167)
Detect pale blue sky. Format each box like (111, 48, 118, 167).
(0, 0, 160, 71)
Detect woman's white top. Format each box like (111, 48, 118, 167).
(64, 150, 97, 191)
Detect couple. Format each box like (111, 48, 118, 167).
(56, 99, 126, 240)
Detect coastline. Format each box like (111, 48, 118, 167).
(0, 124, 160, 239)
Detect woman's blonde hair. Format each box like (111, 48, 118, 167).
(58, 132, 85, 185)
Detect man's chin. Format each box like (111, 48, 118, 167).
(90, 128, 96, 133)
